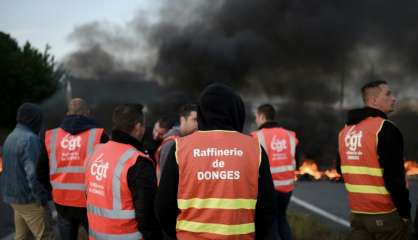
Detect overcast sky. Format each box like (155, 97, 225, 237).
(0, 0, 160, 60)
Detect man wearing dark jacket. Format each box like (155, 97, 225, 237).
(36, 98, 108, 239)
(337, 80, 410, 240)
(85, 103, 162, 239)
(156, 84, 275, 239)
(252, 103, 301, 240)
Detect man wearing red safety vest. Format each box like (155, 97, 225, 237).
(156, 84, 275, 240)
(337, 80, 410, 240)
(155, 103, 198, 182)
(251, 103, 300, 240)
(85, 103, 162, 240)
(37, 98, 108, 239)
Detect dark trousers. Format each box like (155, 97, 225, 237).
(349, 211, 409, 240)
(272, 190, 292, 240)
(55, 204, 88, 240)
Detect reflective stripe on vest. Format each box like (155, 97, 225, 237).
(178, 198, 257, 210)
(49, 128, 98, 174)
(341, 166, 383, 176)
(112, 148, 136, 210)
(89, 228, 142, 240)
(274, 179, 294, 187)
(176, 220, 255, 236)
(51, 182, 86, 190)
(270, 165, 295, 173)
(339, 117, 395, 214)
(87, 204, 135, 219)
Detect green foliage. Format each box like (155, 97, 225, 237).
(0, 32, 62, 128)
(289, 209, 348, 240)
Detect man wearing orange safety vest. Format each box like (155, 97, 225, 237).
(156, 84, 275, 240)
(251, 103, 300, 240)
(85, 103, 162, 240)
(155, 103, 198, 182)
(337, 80, 410, 240)
(37, 98, 108, 239)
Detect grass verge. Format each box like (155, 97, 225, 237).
(289, 209, 348, 240)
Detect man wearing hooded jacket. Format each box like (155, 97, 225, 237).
(337, 80, 410, 240)
(37, 98, 109, 239)
(156, 84, 275, 240)
(1, 103, 53, 240)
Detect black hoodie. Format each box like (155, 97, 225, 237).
(36, 115, 109, 218)
(155, 84, 275, 239)
(336, 107, 410, 219)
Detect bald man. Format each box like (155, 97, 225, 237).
(37, 98, 109, 240)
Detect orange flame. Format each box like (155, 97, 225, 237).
(297, 160, 322, 180)
(404, 160, 418, 176)
(324, 169, 341, 180)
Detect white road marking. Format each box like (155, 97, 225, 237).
(291, 196, 350, 228)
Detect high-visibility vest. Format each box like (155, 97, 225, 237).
(339, 117, 396, 214)
(251, 128, 298, 192)
(85, 141, 151, 240)
(155, 135, 179, 183)
(45, 128, 103, 207)
(176, 130, 260, 240)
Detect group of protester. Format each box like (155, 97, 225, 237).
(0, 81, 416, 240)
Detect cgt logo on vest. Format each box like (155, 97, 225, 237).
(60, 134, 81, 151)
(344, 126, 363, 160)
(90, 154, 109, 181)
(271, 135, 287, 152)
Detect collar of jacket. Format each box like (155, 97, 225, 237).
(111, 130, 144, 151)
(258, 121, 281, 130)
(346, 107, 388, 125)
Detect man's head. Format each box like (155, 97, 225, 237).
(16, 102, 43, 134)
(112, 104, 145, 141)
(255, 104, 275, 127)
(152, 117, 173, 141)
(361, 80, 396, 114)
(67, 98, 90, 116)
(179, 104, 198, 136)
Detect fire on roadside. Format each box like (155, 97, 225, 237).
(404, 160, 418, 176)
(323, 169, 342, 181)
(296, 159, 322, 180)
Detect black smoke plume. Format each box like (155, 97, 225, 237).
(62, 0, 418, 165)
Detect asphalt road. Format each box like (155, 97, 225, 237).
(290, 178, 418, 232)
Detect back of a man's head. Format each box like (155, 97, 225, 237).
(257, 104, 275, 121)
(16, 102, 43, 133)
(198, 83, 245, 132)
(112, 104, 144, 134)
(67, 98, 90, 116)
(361, 80, 387, 104)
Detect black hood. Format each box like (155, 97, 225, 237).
(60, 115, 99, 135)
(346, 107, 387, 125)
(16, 102, 43, 134)
(197, 83, 245, 132)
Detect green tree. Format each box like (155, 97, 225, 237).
(0, 31, 62, 128)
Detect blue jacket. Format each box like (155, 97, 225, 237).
(0, 124, 48, 204)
